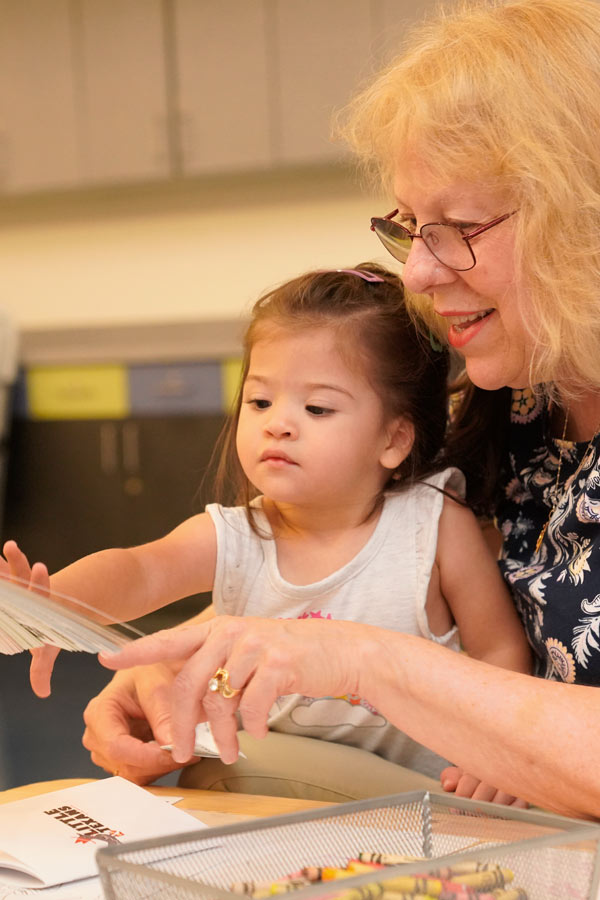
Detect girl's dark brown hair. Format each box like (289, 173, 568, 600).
(211, 263, 450, 526)
(444, 377, 512, 518)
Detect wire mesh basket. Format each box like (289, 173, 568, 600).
(96, 790, 600, 900)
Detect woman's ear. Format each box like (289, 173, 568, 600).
(379, 417, 415, 470)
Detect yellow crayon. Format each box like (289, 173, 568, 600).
(249, 880, 311, 898)
(453, 869, 514, 891)
(347, 862, 385, 875)
(327, 883, 386, 900)
(438, 862, 508, 879)
(334, 890, 436, 900)
(358, 852, 426, 866)
(380, 875, 443, 895)
(490, 890, 528, 900)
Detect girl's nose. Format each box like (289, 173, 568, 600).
(264, 407, 297, 439)
(400, 239, 457, 295)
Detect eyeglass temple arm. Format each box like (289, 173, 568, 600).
(369, 209, 399, 232)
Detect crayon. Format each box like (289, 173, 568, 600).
(302, 867, 326, 882)
(334, 891, 436, 900)
(434, 863, 508, 880)
(437, 886, 497, 900)
(490, 891, 528, 900)
(451, 869, 514, 891)
(321, 868, 359, 881)
(347, 860, 385, 873)
(326, 883, 387, 900)
(231, 876, 310, 896)
(358, 853, 426, 866)
(379, 875, 443, 894)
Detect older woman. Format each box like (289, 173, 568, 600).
(24, 0, 600, 818)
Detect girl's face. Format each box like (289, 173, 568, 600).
(393, 158, 533, 390)
(236, 325, 411, 512)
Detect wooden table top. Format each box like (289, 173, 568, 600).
(0, 778, 335, 827)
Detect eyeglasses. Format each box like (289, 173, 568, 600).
(370, 209, 516, 272)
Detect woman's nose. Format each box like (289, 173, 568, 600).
(400, 238, 456, 294)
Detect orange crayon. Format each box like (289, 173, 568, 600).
(321, 868, 357, 881)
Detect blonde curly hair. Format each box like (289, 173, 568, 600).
(339, 0, 600, 398)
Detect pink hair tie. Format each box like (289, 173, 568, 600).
(333, 268, 386, 283)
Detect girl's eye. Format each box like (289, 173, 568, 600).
(246, 398, 271, 409)
(306, 405, 333, 416)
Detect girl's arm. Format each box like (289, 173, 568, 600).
(4, 513, 218, 697)
(39, 511, 218, 624)
(434, 495, 532, 673)
(432, 496, 531, 805)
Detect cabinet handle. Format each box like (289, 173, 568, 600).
(121, 422, 140, 474)
(99, 423, 118, 475)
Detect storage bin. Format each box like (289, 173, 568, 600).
(96, 790, 600, 900)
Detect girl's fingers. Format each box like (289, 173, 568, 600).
(2, 540, 31, 582)
(29, 645, 60, 698)
(30, 561, 50, 593)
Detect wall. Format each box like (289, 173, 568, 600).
(0, 166, 393, 334)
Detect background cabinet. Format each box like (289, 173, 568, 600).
(0, 0, 438, 194)
(3, 414, 225, 617)
(0, 0, 81, 192)
(0, 411, 225, 788)
(77, 0, 170, 184)
(173, 0, 272, 175)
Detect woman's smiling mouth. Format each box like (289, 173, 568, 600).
(442, 308, 495, 348)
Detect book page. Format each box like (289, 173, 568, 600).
(0, 777, 202, 889)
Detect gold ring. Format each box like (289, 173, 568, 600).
(207, 667, 241, 699)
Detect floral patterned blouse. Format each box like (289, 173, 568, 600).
(495, 388, 600, 685)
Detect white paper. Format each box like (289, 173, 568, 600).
(161, 721, 247, 759)
(0, 777, 202, 890)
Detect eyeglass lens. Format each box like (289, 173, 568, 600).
(372, 219, 475, 271)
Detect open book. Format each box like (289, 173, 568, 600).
(0, 777, 202, 891)
(0, 575, 143, 655)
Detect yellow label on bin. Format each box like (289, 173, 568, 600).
(27, 365, 129, 419)
(222, 358, 243, 413)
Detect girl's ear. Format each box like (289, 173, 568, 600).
(379, 417, 415, 470)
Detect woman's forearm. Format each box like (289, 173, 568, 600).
(361, 632, 600, 819)
(100, 616, 598, 817)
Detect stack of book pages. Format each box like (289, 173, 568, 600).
(0, 576, 142, 655)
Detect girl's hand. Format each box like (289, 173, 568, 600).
(0, 540, 60, 698)
(440, 765, 529, 808)
(100, 615, 367, 765)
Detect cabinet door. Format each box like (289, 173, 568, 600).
(173, 0, 272, 174)
(2, 415, 225, 627)
(118, 415, 226, 546)
(121, 415, 226, 632)
(2, 420, 125, 570)
(76, 0, 170, 183)
(0, 0, 81, 193)
(273, 0, 373, 165)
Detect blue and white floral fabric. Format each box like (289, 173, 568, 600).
(496, 388, 600, 684)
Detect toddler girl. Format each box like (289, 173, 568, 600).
(4, 263, 530, 796)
